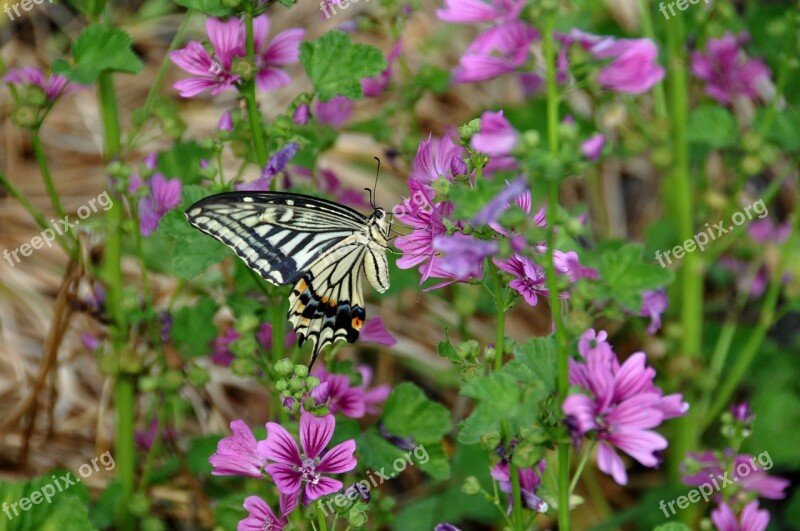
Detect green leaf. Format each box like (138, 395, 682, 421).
(171, 298, 218, 358)
(356, 429, 451, 481)
(158, 186, 231, 279)
(0, 473, 95, 531)
(449, 178, 506, 221)
(300, 32, 386, 101)
(437, 329, 460, 362)
(461, 372, 520, 411)
(187, 435, 221, 475)
(686, 105, 737, 149)
(513, 336, 558, 395)
(66, 0, 108, 18)
(52, 25, 143, 84)
(156, 141, 216, 185)
(381, 383, 451, 443)
(761, 106, 800, 152)
(456, 402, 501, 445)
(653, 524, 691, 531)
(599, 243, 673, 308)
(174, 0, 233, 16)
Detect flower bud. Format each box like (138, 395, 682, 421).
(274, 358, 294, 376)
(479, 431, 502, 451)
(293, 364, 309, 378)
(288, 377, 304, 392)
(234, 314, 260, 334)
(462, 476, 481, 495)
(231, 57, 256, 81)
(347, 510, 367, 527)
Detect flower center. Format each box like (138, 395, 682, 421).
(262, 516, 276, 531)
(298, 456, 321, 486)
(208, 61, 224, 77)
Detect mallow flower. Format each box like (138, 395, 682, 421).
(238, 496, 287, 531)
(436, 0, 524, 24)
(691, 33, 771, 106)
(711, 501, 769, 531)
(454, 21, 539, 83)
(5, 67, 89, 101)
(138, 174, 181, 236)
(209, 420, 266, 479)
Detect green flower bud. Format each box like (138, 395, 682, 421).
(460, 365, 480, 382)
(303, 397, 317, 411)
(759, 144, 779, 165)
(231, 57, 256, 81)
(458, 118, 481, 140)
(24, 85, 47, 107)
(200, 136, 217, 151)
(293, 364, 309, 378)
(160, 369, 183, 393)
(288, 377, 304, 392)
(129, 492, 150, 517)
(479, 431, 501, 451)
(231, 358, 256, 376)
(741, 155, 762, 176)
(306, 376, 321, 390)
(462, 476, 481, 495)
(347, 509, 367, 527)
(230, 335, 257, 358)
(141, 516, 166, 531)
(235, 314, 260, 334)
(275, 379, 289, 392)
(11, 106, 38, 129)
(741, 131, 762, 152)
(222, 0, 242, 7)
(521, 130, 540, 149)
(431, 177, 451, 200)
(483, 346, 496, 362)
(511, 441, 544, 469)
(274, 358, 294, 376)
(187, 364, 211, 387)
(139, 376, 159, 393)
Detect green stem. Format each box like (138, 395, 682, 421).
(568, 440, 596, 494)
(244, 11, 268, 169)
(316, 503, 329, 531)
(488, 262, 505, 373)
(638, 0, 668, 119)
(543, 14, 571, 531)
(32, 133, 70, 225)
(0, 171, 75, 256)
(98, 70, 134, 531)
(663, 13, 702, 485)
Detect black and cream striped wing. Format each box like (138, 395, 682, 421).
(289, 235, 372, 367)
(184, 192, 367, 286)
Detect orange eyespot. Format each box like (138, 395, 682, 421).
(296, 279, 307, 292)
(351, 317, 363, 330)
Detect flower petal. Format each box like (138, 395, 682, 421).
(265, 463, 302, 494)
(259, 422, 302, 466)
(299, 412, 335, 459)
(317, 439, 357, 474)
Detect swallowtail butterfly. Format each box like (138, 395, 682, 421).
(185, 191, 391, 367)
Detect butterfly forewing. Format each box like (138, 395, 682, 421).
(184, 191, 390, 367)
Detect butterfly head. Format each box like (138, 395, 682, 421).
(368, 208, 391, 242)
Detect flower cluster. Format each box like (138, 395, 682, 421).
(209, 413, 357, 525)
(563, 329, 689, 485)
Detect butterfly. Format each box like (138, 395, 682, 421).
(185, 190, 391, 368)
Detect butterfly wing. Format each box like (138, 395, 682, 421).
(289, 235, 373, 367)
(185, 192, 366, 285)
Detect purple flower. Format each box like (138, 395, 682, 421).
(358, 365, 391, 415)
(209, 420, 266, 479)
(81, 333, 100, 351)
(581, 133, 605, 161)
(436, 0, 524, 24)
(432, 233, 498, 281)
(170, 17, 244, 98)
(639, 289, 668, 335)
(238, 496, 287, 531)
(5, 67, 88, 101)
(494, 254, 548, 306)
(258, 413, 357, 515)
(411, 134, 468, 183)
(711, 501, 769, 531)
(473, 176, 527, 225)
(471, 110, 518, 156)
(314, 95, 354, 127)
(359, 317, 397, 347)
(682, 451, 789, 500)
(250, 14, 304, 92)
(135, 418, 177, 451)
(311, 367, 366, 418)
(491, 461, 548, 513)
(237, 142, 300, 192)
(691, 33, 771, 106)
(361, 42, 402, 97)
(218, 111, 233, 131)
(747, 218, 790, 244)
(292, 103, 310, 125)
(319, 169, 370, 209)
(454, 21, 539, 83)
(138, 174, 181, 236)
(553, 250, 599, 282)
(395, 181, 452, 282)
(731, 402, 754, 423)
(211, 327, 238, 366)
(256, 323, 297, 352)
(563, 329, 688, 485)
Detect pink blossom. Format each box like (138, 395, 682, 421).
(436, 0, 524, 24)
(238, 496, 287, 531)
(711, 501, 769, 531)
(395, 180, 452, 282)
(494, 254, 548, 307)
(639, 289, 667, 334)
(432, 233, 498, 282)
(361, 42, 402, 97)
(581, 133, 605, 160)
(209, 420, 266, 479)
(311, 367, 366, 418)
(138, 174, 181, 236)
(454, 21, 539, 83)
(314, 95, 353, 127)
(217, 111, 233, 131)
(5, 67, 89, 100)
(358, 365, 391, 415)
(258, 413, 357, 515)
(359, 317, 397, 347)
(747, 218, 789, 244)
(471, 110, 518, 156)
(682, 451, 789, 500)
(691, 33, 771, 106)
(250, 14, 304, 92)
(491, 461, 547, 512)
(411, 134, 467, 183)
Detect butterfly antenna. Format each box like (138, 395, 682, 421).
(364, 157, 381, 209)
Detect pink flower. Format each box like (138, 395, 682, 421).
(238, 496, 287, 531)
(432, 233, 498, 282)
(436, 0, 524, 24)
(314, 95, 354, 127)
(138, 174, 181, 236)
(639, 289, 667, 334)
(747, 218, 790, 244)
(209, 420, 266, 479)
(361, 42, 402, 97)
(311, 367, 366, 418)
(454, 21, 539, 83)
(473, 176, 527, 225)
(395, 180, 452, 282)
(494, 254, 548, 306)
(411, 134, 467, 183)
(5, 67, 89, 100)
(592, 38, 664, 94)
(259, 413, 357, 515)
(292, 103, 310, 125)
(553, 250, 599, 282)
(563, 329, 688, 485)
(256, 323, 297, 352)
(211, 327, 238, 367)
(581, 133, 605, 160)
(359, 317, 397, 347)
(491, 461, 548, 512)
(250, 14, 304, 92)
(711, 501, 769, 531)
(319, 169, 370, 209)
(691, 33, 771, 106)
(217, 111, 233, 131)
(170, 17, 244, 98)
(358, 365, 391, 415)
(471, 110, 518, 156)
(682, 451, 789, 500)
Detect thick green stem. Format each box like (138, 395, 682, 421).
(663, 13, 702, 485)
(244, 11, 268, 168)
(98, 71, 135, 531)
(638, 0, 668, 118)
(543, 14, 571, 531)
(568, 440, 596, 494)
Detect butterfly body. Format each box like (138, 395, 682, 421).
(185, 191, 390, 367)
